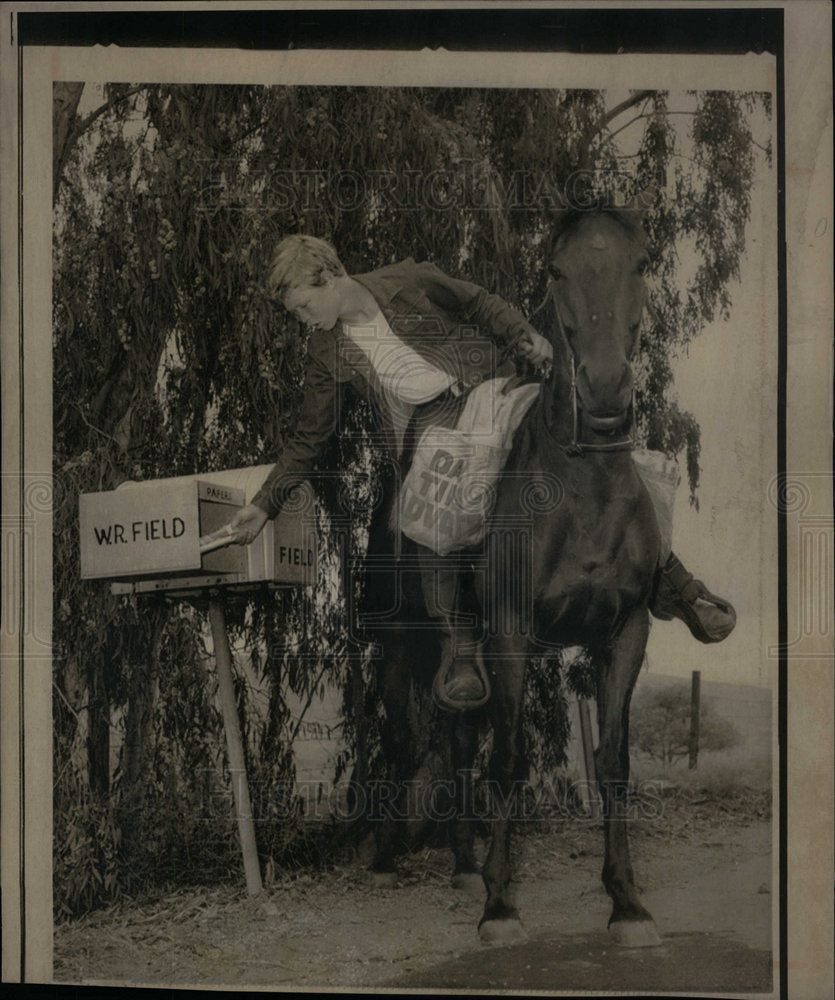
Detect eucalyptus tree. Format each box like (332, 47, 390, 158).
(52, 82, 770, 913)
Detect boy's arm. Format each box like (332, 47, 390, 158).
(411, 260, 542, 353)
(250, 334, 342, 519)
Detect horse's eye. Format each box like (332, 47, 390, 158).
(548, 263, 563, 281)
(637, 259, 650, 276)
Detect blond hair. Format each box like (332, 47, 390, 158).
(266, 235, 346, 298)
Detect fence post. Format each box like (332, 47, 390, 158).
(688, 669, 701, 769)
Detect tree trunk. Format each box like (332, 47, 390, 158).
(53, 82, 85, 202)
(86, 643, 111, 802)
(348, 658, 368, 804)
(118, 611, 165, 865)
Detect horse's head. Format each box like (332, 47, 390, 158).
(546, 190, 652, 434)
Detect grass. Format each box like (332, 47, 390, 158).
(631, 747, 772, 793)
(629, 747, 772, 828)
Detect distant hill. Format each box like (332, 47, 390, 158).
(635, 671, 773, 758)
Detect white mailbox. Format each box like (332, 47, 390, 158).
(79, 466, 317, 595)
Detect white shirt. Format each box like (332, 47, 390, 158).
(343, 310, 454, 404)
(344, 310, 454, 455)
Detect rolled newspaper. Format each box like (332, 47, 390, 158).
(199, 522, 238, 554)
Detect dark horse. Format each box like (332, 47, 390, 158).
(476, 190, 663, 946)
(365, 189, 663, 948)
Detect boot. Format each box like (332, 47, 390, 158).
(431, 627, 491, 712)
(651, 552, 736, 643)
(418, 547, 490, 711)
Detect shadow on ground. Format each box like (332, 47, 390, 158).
(387, 930, 772, 993)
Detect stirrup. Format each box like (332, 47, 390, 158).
(432, 657, 491, 713)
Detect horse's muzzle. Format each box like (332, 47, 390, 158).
(584, 410, 631, 431)
(576, 361, 633, 430)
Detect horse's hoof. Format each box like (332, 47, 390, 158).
(369, 871, 398, 888)
(451, 872, 484, 896)
(478, 917, 527, 946)
(608, 918, 662, 948)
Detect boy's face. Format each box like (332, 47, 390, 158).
(283, 274, 342, 332)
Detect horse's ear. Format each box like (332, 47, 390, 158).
(625, 182, 658, 217)
(547, 205, 571, 236)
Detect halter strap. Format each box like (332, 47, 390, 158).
(547, 280, 637, 457)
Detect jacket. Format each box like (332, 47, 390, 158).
(251, 258, 539, 518)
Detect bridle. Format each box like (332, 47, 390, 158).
(544, 278, 638, 457)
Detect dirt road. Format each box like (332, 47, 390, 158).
(55, 812, 772, 993)
(390, 847, 772, 993)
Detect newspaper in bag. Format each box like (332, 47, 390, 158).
(631, 447, 681, 562)
(399, 378, 540, 555)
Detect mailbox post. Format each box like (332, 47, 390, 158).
(207, 599, 263, 895)
(79, 467, 318, 896)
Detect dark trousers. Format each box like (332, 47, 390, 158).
(357, 389, 477, 666)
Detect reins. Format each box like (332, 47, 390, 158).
(537, 279, 638, 457)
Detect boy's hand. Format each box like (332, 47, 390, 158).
(516, 330, 553, 366)
(226, 503, 270, 546)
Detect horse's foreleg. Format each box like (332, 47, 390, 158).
(449, 712, 482, 892)
(478, 641, 527, 944)
(369, 636, 418, 884)
(595, 608, 662, 947)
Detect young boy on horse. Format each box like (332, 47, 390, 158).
(226, 234, 735, 709)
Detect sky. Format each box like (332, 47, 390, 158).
(637, 100, 778, 688)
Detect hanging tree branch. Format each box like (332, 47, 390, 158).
(595, 89, 655, 134)
(608, 109, 698, 143)
(574, 89, 654, 171)
(71, 85, 147, 142)
(53, 84, 148, 202)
